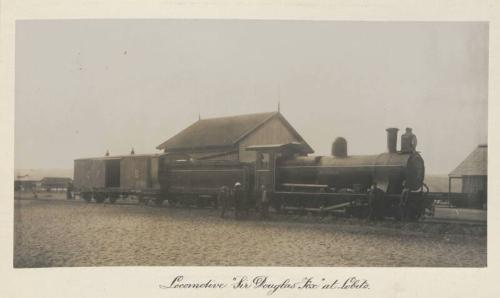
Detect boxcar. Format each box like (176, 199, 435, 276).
(74, 156, 121, 202)
(74, 154, 160, 203)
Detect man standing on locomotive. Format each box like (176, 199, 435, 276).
(401, 127, 418, 153)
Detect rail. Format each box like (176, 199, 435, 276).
(426, 192, 484, 209)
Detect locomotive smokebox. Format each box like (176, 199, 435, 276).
(332, 137, 348, 158)
(386, 128, 399, 153)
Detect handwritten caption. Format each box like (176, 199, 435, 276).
(160, 275, 369, 295)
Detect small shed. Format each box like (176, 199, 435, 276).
(449, 144, 487, 207)
(156, 111, 313, 162)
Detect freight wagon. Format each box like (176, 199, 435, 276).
(73, 153, 253, 207)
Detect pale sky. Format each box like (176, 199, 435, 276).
(15, 20, 488, 175)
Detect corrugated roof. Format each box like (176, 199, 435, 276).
(449, 144, 487, 177)
(156, 112, 313, 153)
(75, 153, 160, 161)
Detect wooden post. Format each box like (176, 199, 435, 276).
(448, 177, 452, 207)
(270, 152, 276, 192)
(448, 177, 451, 194)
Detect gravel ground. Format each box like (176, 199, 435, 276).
(14, 198, 487, 268)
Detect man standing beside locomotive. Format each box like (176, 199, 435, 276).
(368, 183, 384, 220)
(66, 181, 74, 199)
(259, 185, 270, 219)
(233, 182, 246, 220)
(218, 185, 230, 218)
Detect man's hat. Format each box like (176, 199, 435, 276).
(235, 182, 241, 187)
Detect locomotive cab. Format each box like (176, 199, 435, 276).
(246, 142, 311, 195)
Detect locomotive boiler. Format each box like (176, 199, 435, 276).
(277, 129, 425, 193)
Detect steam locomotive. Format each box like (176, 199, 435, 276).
(73, 128, 432, 220)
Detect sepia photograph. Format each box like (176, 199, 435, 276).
(12, 19, 488, 269)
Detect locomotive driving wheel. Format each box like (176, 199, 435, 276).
(94, 193, 105, 203)
(154, 198, 164, 206)
(137, 195, 147, 205)
(196, 197, 206, 208)
(167, 197, 178, 208)
(212, 196, 219, 209)
(109, 194, 118, 204)
(81, 192, 92, 203)
(405, 201, 422, 221)
(271, 197, 282, 212)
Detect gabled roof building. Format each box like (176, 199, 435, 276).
(449, 144, 487, 207)
(156, 111, 313, 162)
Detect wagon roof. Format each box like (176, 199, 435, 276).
(449, 144, 487, 177)
(156, 111, 313, 153)
(74, 153, 160, 161)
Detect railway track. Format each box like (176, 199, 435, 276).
(15, 196, 487, 226)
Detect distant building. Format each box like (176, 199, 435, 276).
(449, 144, 487, 207)
(156, 112, 313, 162)
(14, 180, 38, 191)
(40, 177, 73, 191)
(15, 169, 73, 191)
(15, 172, 42, 191)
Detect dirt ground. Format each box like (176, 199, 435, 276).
(14, 196, 487, 268)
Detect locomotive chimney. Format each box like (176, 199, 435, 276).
(332, 137, 348, 158)
(386, 128, 399, 153)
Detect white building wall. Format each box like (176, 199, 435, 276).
(238, 117, 298, 162)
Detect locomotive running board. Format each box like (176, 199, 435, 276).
(281, 202, 353, 213)
(321, 202, 353, 211)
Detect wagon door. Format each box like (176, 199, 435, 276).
(105, 158, 121, 188)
